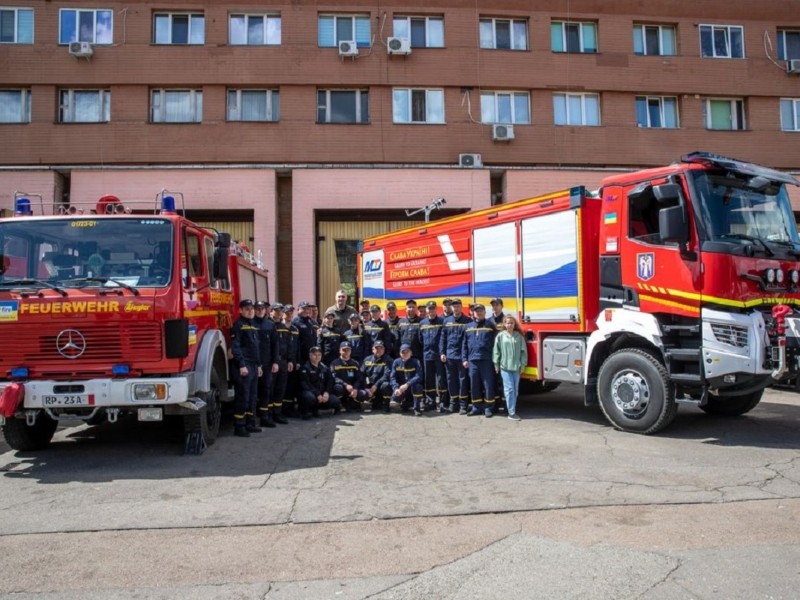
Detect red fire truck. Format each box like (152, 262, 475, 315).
(358, 153, 800, 433)
(0, 193, 269, 453)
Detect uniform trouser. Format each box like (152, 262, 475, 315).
(333, 383, 369, 410)
(468, 359, 496, 411)
(446, 358, 470, 409)
(424, 359, 448, 407)
(393, 382, 424, 411)
(257, 369, 273, 419)
(368, 382, 393, 411)
(298, 390, 342, 415)
(234, 361, 259, 426)
(283, 368, 298, 415)
(271, 361, 288, 412)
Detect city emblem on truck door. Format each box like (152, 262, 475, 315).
(637, 252, 655, 281)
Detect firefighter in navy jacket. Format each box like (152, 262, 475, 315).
(269, 304, 291, 425)
(419, 300, 448, 411)
(398, 299, 423, 361)
(343, 313, 369, 363)
(462, 304, 497, 417)
(330, 341, 369, 411)
(317, 310, 343, 365)
(254, 301, 277, 428)
(361, 340, 393, 412)
(439, 298, 472, 413)
(231, 299, 262, 437)
(298, 346, 339, 418)
(391, 343, 424, 415)
(364, 305, 392, 351)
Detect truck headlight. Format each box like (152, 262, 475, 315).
(132, 383, 167, 401)
(766, 269, 776, 284)
(776, 268, 785, 284)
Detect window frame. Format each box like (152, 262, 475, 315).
(0, 89, 31, 124)
(632, 23, 676, 56)
(229, 13, 281, 46)
(699, 24, 745, 59)
(153, 12, 205, 45)
(317, 14, 371, 48)
(553, 92, 601, 126)
(0, 7, 34, 44)
(226, 89, 280, 122)
(316, 89, 369, 124)
(780, 98, 800, 132)
(703, 98, 746, 130)
(392, 88, 445, 124)
(551, 20, 597, 53)
(635, 95, 679, 129)
(58, 8, 113, 45)
(150, 89, 203, 124)
(479, 17, 528, 51)
(392, 15, 444, 48)
(59, 89, 111, 124)
(777, 29, 800, 61)
(479, 91, 531, 124)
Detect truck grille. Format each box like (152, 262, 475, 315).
(0, 323, 162, 366)
(710, 323, 748, 348)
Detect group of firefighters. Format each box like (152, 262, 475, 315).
(229, 291, 513, 438)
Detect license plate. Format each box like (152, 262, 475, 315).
(42, 394, 93, 407)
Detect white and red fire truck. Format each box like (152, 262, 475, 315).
(358, 153, 800, 433)
(0, 193, 269, 453)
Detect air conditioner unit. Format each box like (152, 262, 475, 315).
(492, 124, 515, 141)
(459, 153, 482, 168)
(68, 41, 93, 58)
(338, 40, 359, 57)
(787, 59, 800, 74)
(387, 37, 411, 55)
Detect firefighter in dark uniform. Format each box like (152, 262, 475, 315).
(361, 340, 393, 413)
(398, 300, 423, 360)
(254, 300, 277, 428)
(343, 313, 369, 363)
(282, 304, 301, 418)
(442, 298, 454, 318)
(231, 299, 263, 437)
(298, 346, 340, 418)
(391, 343, 424, 415)
(364, 305, 392, 351)
(317, 310, 343, 366)
(462, 303, 497, 417)
(486, 297, 507, 413)
(419, 300, 448, 412)
(292, 301, 317, 363)
(269, 303, 291, 425)
(385, 301, 401, 357)
(439, 298, 472, 414)
(330, 341, 369, 411)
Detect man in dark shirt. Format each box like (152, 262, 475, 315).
(330, 341, 369, 411)
(231, 299, 263, 437)
(391, 343, 424, 415)
(298, 346, 340, 419)
(361, 340, 393, 413)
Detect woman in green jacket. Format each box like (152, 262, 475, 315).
(492, 315, 528, 421)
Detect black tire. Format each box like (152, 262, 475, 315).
(519, 380, 561, 395)
(2, 414, 58, 451)
(597, 348, 677, 434)
(700, 389, 764, 417)
(200, 367, 223, 445)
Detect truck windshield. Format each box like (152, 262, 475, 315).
(0, 218, 173, 288)
(691, 171, 800, 249)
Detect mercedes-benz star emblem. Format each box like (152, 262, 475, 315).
(56, 329, 87, 359)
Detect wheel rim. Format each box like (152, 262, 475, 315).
(609, 368, 651, 419)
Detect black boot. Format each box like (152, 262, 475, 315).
(234, 425, 250, 438)
(260, 413, 277, 428)
(272, 408, 288, 425)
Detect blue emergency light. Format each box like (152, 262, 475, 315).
(112, 364, 130, 376)
(11, 367, 29, 378)
(161, 195, 176, 213)
(14, 198, 32, 216)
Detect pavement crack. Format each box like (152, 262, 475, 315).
(634, 555, 683, 599)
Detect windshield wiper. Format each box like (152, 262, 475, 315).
(719, 234, 775, 257)
(764, 239, 800, 257)
(72, 277, 141, 296)
(0, 278, 68, 297)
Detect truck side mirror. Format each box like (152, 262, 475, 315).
(659, 206, 688, 244)
(213, 233, 231, 282)
(653, 183, 682, 204)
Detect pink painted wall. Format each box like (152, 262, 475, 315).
(0, 171, 60, 213)
(292, 168, 491, 304)
(70, 169, 277, 299)
(505, 169, 620, 203)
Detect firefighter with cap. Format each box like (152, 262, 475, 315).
(281, 304, 301, 418)
(269, 303, 291, 425)
(330, 341, 369, 411)
(486, 297, 508, 413)
(398, 299, 423, 361)
(364, 304, 392, 352)
(391, 343, 424, 415)
(254, 300, 277, 428)
(325, 289, 357, 334)
(442, 298, 454, 318)
(385, 301, 401, 357)
(439, 298, 472, 413)
(317, 309, 343, 365)
(298, 346, 340, 418)
(343, 312, 369, 363)
(293, 301, 317, 360)
(462, 303, 497, 417)
(419, 300, 448, 412)
(361, 340, 393, 412)
(231, 299, 263, 437)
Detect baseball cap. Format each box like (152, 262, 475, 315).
(399, 343, 412, 352)
(298, 300, 310, 308)
(254, 300, 267, 309)
(426, 301, 437, 309)
(340, 341, 352, 349)
(386, 301, 397, 309)
(490, 297, 503, 305)
(360, 299, 370, 306)
(324, 310, 336, 317)
(348, 313, 361, 321)
(473, 303, 486, 311)
(450, 298, 462, 305)
(370, 304, 381, 312)
(270, 303, 283, 311)
(372, 340, 385, 348)
(309, 346, 322, 353)
(283, 304, 295, 312)
(443, 298, 453, 305)
(239, 299, 254, 308)
(406, 299, 417, 306)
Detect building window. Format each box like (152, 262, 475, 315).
(59, 89, 110, 123)
(154, 13, 204, 45)
(635, 96, 679, 128)
(229, 13, 281, 45)
(227, 89, 280, 122)
(59, 8, 112, 45)
(551, 21, 597, 53)
(700, 25, 744, 58)
(480, 91, 530, 124)
(479, 18, 527, 50)
(0, 89, 31, 123)
(777, 29, 800, 60)
(393, 89, 444, 124)
(151, 89, 202, 123)
(318, 14, 371, 48)
(633, 24, 676, 56)
(393, 16, 444, 48)
(317, 90, 369, 124)
(553, 93, 600, 126)
(780, 98, 800, 131)
(0, 8, 33, 44)
(703, 98, 745, 130)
